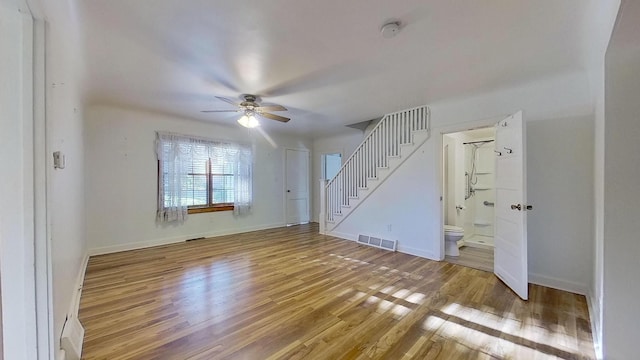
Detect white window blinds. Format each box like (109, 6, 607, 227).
(156, 132, 253, 222)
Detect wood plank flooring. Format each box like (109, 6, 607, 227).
(445, 246, 494, 273)
(79, 224, 595, 359)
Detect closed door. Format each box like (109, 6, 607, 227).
(494, 111, 528, 300)
(285, 149, 310, 225)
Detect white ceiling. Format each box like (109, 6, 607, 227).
(79, 0, 602, 138)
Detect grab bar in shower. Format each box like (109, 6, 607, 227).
(483, 201, 494, 207)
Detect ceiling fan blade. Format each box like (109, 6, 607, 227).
(214, 96, 240, 107)
(260, 112, 290, 123)
(201, 109, 241, 113)
(256, 104, 287, 112)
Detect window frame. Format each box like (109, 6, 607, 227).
(186, 157, 235, 214)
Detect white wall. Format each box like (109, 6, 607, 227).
(602, 2, 640, 358)
(330, 70, 596, 293)
(40, 0, 89, 356)
(0, 1, 37, 358)
(527, 115, 594, 292)
(332, 141, 442, 259)
(85, 105, 312, 253)
(311, 132, 363, 222)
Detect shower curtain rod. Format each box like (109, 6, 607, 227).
(463, 140, 495, 145)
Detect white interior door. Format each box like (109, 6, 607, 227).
(494, 111, 528, 300)
(285, 149, 310, 225)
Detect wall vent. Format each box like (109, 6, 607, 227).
(357, 234, 397, 252)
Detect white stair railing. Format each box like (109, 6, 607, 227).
(324, 105, 430, 224)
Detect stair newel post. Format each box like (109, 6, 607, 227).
(319, 179, 327, 234)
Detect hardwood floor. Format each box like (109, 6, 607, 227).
(445, 246, 494, 273)
(79, 224, 595, 359)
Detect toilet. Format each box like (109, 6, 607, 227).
(444, 225, 465, 257)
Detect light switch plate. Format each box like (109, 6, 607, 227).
(53, 151, 65, 169)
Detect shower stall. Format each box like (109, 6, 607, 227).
(462, 138, 495, 249)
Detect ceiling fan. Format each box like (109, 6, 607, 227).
(202, 94, 290, 128)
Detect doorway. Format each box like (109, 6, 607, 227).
(322, 152, 342, 180)
(442, 127, 496, 272)
(285, 148, 310, 225)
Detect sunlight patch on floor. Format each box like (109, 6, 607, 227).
(421, 304, 587, 359)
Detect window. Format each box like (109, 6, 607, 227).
(156, 133, 252, 222)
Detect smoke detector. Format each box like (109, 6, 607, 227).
(380, 21, 401, 38)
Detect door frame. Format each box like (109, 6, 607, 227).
(283, 148, 311, 225)
(0, 0, 52, 358)
(33, 14, 53, 360)
(437, 115, 507, 260)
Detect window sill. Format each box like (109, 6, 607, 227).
(188, 205, 234, 214)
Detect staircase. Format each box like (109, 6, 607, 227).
(320, 105, 431, 233)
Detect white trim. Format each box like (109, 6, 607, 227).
(88, 223, 286, 256)
(587, 291, 603, 359)
(0, 2, 41, 358)
(326, 230, 356, 241)
(32, 15, 53, 360)
(528, 272, 588, 295)
(396, 245, 439, 261)
(67, 254, 89, 318)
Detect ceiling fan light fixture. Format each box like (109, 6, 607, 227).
(238, 113, 260, 128)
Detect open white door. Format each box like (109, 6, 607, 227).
(285, 149, 310, 225)
(494, 111, 529, 300)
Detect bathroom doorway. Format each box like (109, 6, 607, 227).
(442, 127, 496, 272)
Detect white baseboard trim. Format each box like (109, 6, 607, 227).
(87, 222, 286, 256)
(396, 244, 439, 261)
(528, 272, 588, 295)
(586, 291, 603, 359)
(68, 253, 89, 317)
(326, 230, 356, 241)
(59, 252, 89, 359)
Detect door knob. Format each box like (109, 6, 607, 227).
(287, 190, 291, 193)
(526, 205, 533, 210)
(511, 204, 522, 211)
